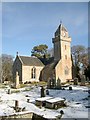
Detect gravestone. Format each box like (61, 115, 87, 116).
(69, 86, 72, 90)
(46, 89, 49, 95)
(41, 86, 45, 97)
(27, 99, 30, 103)
(56, 78, 61, 89)
(15, 71, 20, 89)
(74, 78, 78, 85)
(7, 88, 11, 94)
(81, 74, 85, 86)
(15, 100, 19, 111)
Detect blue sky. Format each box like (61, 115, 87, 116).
(2, 2, 88, 57)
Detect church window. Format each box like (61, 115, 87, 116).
(31, 67, 36, 79)
(65, 66, 69, 75)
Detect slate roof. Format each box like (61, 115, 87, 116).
(19, 56, 44, 66)
(39, 60, 59, 81)
(60, 24, 67, 32)
(55, 23, 67, 36)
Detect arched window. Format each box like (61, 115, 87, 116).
(31, 67, 36, 79)
(65, 66, 69, 75)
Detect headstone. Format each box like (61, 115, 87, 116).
(7, 89, 11, 94)
(15, 100, 19, 110)
(74, 78, 78, 85)
(27, 99, 30, 103)
(81, 75, 85, 86)
(69, 86, 72, 90)
(15, 71, 20, 89)
(41, 86, 45, 97)
(60, 110, 64, 115)
(46, 89, 49, 95)
(56, 78, 61, 89)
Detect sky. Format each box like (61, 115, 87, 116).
(2, 2, 88, 57)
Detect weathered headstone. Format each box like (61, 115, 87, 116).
(27, 99, 30, 103)
(69, 86, 72, 90)
(74, 78, 78, 85)
(46, 89, 49, 95)
(56, 78, 61, 89)
(81, 75, 85, 86)
(15, 71, 20, 89)
(41, 86, 45, 97)
(15, 100, 19, 110)
(7, 88, 11, 94)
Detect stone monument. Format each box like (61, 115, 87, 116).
(81, 74, 85, 86)
(15, 71, 20, 89)
(56, 78, 61, 89)
(41, 86, 45, 97)
(74, 78, 78, 85)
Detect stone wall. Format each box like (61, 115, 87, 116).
(0, 112, 33, 120)
(55, 58, 72, 83)
(0, 112, 55, 120)
(13, 56, 22, 83)
(22, 66, 44, 83)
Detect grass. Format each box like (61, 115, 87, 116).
(35, 81, 47, 87)
(11, 89, 20, 93)
(20, 81, 47, 88)
(0, 83, 7, 88)
(19, 84, 28, 88)
(23, 87, 33, 92)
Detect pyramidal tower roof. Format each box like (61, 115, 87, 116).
(58, 22, 68, 32)
(55, 23, 68, 37)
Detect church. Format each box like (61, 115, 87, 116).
(13, 23, 72, 84)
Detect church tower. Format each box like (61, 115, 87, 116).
(52, 23, 72, 82)
(52, 23, 71, 61)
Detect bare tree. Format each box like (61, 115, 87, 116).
(71, 45, 87, 66)
(71, 45, 88, 79)
(1, 54, 14, 83)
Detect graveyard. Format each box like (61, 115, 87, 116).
(0, 81, 89, 119)
(1, 18, 90, 120)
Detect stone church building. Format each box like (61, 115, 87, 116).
(13, 23, 72, 84)
(13, 55, 44, 84)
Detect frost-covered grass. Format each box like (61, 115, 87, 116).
(0, 84, 7, 88)
(0, 84, 89, 119)
(17, 81, 47, 88)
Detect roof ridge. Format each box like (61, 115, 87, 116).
(18, 55, 44, 66)
(19, 55, 37, 58)
(18, 56, 24, 64)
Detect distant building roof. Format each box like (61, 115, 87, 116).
(19, 56, 44, 66)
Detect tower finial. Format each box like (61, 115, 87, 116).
(16, 51, 18, 56)
(60, 20, 62, 24)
